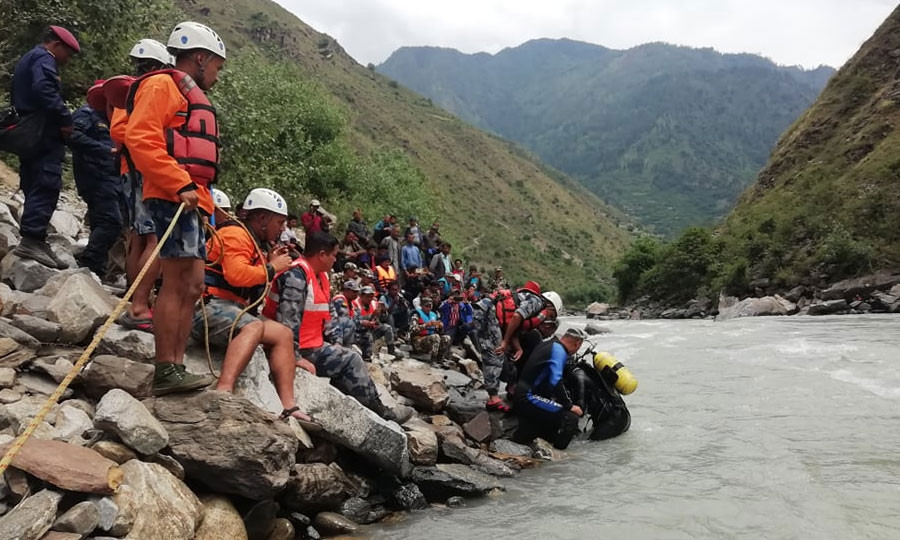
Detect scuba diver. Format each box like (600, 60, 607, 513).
(565, 346, 637, 440)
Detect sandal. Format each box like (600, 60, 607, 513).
(279, 407, 322, 432)
(486, 399, 511, 413)
(119, 311, 154, 333)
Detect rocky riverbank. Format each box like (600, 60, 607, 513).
(0, 187, 565, 540)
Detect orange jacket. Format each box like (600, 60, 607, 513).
(109, 108, 129, 174)
(205, 223, 269, 306)
(124, 74, 213, 215)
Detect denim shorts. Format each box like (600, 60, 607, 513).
(191, 297, 259, 348)
(122, 172, 156, 236)
(146, 198, 206, 260)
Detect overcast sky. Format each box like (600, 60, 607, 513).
(275, 0, 896, 69)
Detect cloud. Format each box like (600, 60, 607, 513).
(277, 0, 896, 68)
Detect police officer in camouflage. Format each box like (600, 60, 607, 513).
(330, 280, 360, 348)
(473, 296, 510, 411)
(355, 285, 404, 361)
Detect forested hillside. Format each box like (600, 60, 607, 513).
(379, 40, 833, 234)
(0, 0, 632, 302)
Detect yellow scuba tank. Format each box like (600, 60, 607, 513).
(593, 352, 638, 395)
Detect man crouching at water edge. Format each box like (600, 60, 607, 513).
(513, 327, 586, 450)
(191, 188, 312, 423)
(264, 232, 413, 424)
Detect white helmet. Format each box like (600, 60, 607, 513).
(243, 188, 287, 216)
(167, 21, 226, 59)
(542, 291, 563, 314)
(129, 39, 174, 66)
(212, 188, 231, 209)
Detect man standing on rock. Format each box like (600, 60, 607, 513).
(124, 22, 226, 394)
(11, 26, 80, 269)
(264, 232, 412, 423)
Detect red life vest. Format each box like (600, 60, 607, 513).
(354, 298, 376, 318)
(263, 257, 331, 349)
(494, 289, 546, 333)
(334, 294, 355, 318)
(124, 69, 219, 188)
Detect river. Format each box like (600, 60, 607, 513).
(373, 315, 900, 539)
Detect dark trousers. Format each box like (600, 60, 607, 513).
(79, 180, 124, 275)
(513, 394, 580, 450)
(19, 140, 64, 240)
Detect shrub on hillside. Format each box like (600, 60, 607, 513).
(613, 236, 660, 302)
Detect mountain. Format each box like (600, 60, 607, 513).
(378, 40, 834, 234)
(716, 5, 900, 291)
(0, 0, 632, 302)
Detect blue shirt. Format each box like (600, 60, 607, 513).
(401, 243, 423, 270)
(69, 105, 117, 193)
(12, 46, 72, 128)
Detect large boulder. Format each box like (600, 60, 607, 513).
(0, 489, 62, 540)
(182, 345, 282, 414)
(410, 464, 503, 502)
(0, 318, 40, 349)
(144, 391, 298, 500)
(821, 271, 900, 301)
(715, 295, 796, 321)
(388, 359, 449, 412)
(807, 299, 849, 316)
(97, 324, 155, 362)
(113, 460, 203, 540)
(83, 355, 154, 399)
(1, 252, 59, 293)
(280, 463, 356, 513)
(10, 314, 59, 342)
(584, 323, 612, 336)
(194, 495, 248, 540)
(94, 389, 169, 455)
(403, 418, 438, 466)
(585, 302, 609, 318)
(293, 369, 410, 476)
(46, 273, 117, 344)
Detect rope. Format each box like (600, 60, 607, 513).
(0, 203, 187, 475)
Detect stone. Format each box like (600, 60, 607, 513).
(83, 355, 154, 399)
(388, 359, 450, 412)
(338, 497, 373, 524)
(144, 391, 297, 499)
(292, 369, 410, 475)
(112, 460, 202, 540)
(0, 348, 37, 369)
(54, 403, 94, 444)
(32, 357, 74, 383)
(312, 513, 359, 536)
(194, 495, 248, 540)
(2, 394, 59, 432)
(715, 294, 797, 321)
(0, 439, 122, 494)
(821, 271, 900, 301)
(45, 236, 76, 270)
(242, 499, 278, 540)
(389, 482, 429, 511)
(0, 337, 18, 357)
(94, 389, 169, 455)
(46, 273, 118, 344)
(40, 533, 81, 540)
(281, 463, 355, 513)
(265, 518, 295, 540)
(0, 388, 21, 404)
(49, 210, 82, 239)
(463, 411, 493, 442)
(15, 293, 52, 320)
(489, 439, 533, 458)
(96, 325, 155, 363)
(182, 345, 283, 414)
(18, 372, 69, 397)
(1, 252, 59, 293)
(446, 496, 465, 508)
(584, 323, 612, 335)
(404, 419, 438, 466)
(530, 438, 556, 460)
(784, 286, 807, 303)
(808, 299, 849, 316)
(11, 315, 60, 343)
(94, 496, 133, 537)
(0, 202, 18, 229)
(457, 358, 483, 381)
(0, 319, 41, 349)
(586, 302, 610, 318)
(91, 441, 137, 464)
(0, 489, 62, 540)
(410, 464, 503, 501)
(24, 421, 60, 440)
(440, 369, 472, 388)
(0, 366, 16, 388)
(53, 501, 100, 537)
(444, 388, 489, 424)
(148, 452, 185, 480)
(59, 398, 95, 417)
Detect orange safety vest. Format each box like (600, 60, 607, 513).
(376, 265, 396, 290)
(333, 294, 355, 318)
(263, 257, 331, 349)
(494, 289, 546, 333)
(354, 298, 376, 318)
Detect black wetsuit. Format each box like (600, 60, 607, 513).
(513, 337, 580, 449)
(566, 364, 631, 440)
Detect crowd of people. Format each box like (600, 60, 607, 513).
(3, 23, 614, 449)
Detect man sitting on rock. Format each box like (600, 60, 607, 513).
(410, 297, 450, 363)
(264, 232, 410, 423)
(357, 284, 404, 361)
(191, 188, 311, 423)
(330, 280, 360, 348)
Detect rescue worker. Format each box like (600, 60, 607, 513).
(410, 297, 450, 363)
(124, 21, 227, 393)
(191, 188, 312, 421)
(265, 232, 410, 423)
(359, 282, 403, 361)
(68, 81, 122, 277)
(513, 327, 586, 450)
(211, 188, 232, 228)
(110, 38, 174, 332)
(472, 295, 509, 411)
(331, 280, 360, 348)
(495, 286, 563, 361)
(11, 26, 81, 269)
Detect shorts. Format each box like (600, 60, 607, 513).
(191, 297, 259, 348)
(122, 172, 156, 236)
(146, 198, 206, 260)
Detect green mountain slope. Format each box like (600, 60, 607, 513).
(378, 40, 834, 235)
(717, 5, 900, 290)
(0, 0, 632, 301)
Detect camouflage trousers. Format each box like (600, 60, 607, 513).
(412, 333, 451, 363)
(333, 318, 357, 348)
(480, 343, 505, 396)
(303, 343, 380, 409)
(358, 323, 395, 360)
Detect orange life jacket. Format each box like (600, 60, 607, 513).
(203, 221, 263, 306)
(354, 298, 377, 318)
(376, 265, 396, 290)
(124, 69, 219, 188)
(494, 289, 546, 334)
(263, 257, 331, 349)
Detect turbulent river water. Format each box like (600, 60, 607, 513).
(373, 315, 900, 539)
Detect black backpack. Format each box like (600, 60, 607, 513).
(0, 72, 48, 159)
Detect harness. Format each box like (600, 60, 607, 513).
(203, 221, 263, 305)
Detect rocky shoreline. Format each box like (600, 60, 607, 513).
(0, 185, 567, 540)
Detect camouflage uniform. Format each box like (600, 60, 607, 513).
(473, 297, 504, 395)
(409, 310, 451, 363)
(487, 275, 510, 293)
(330, 295, 357, 348)
(356, 308, 396, 361)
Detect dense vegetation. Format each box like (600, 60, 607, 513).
(379, 40, 833, 235)
(0, 0, 632, 303)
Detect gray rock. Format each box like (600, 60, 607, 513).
(463, 411, 493, 442)
(808, 299, 849, 316)
(584, 323, 612, 335)
(389, 482, 429, 511)
(0, 367, 15, 388)
(53, 500, 100, 536)
(821, 271, 900, 301)
(456, 358, 483, 382)
(530, 438, 556, 460)
(1, 252, 59, 293)
(32, 356, 74, 383)
(17, 372, 71, 398)
(14, 293, 52, 320)
(0, 318, 41, 349)
(93, 496, 133, 537)
(266, 518, 295, 540)
(444, 388, 490, 424)
(97, 325, 155, 363)
(49, 210, 82, 239)
(0, 388, 21, 404)
(144, 391, 297, 500)
(293, 369, 410, 476)
(147, 452, 185, 481)
(0, 489, 62, 540)
(312, 512, 359, 536)
(410, 464, 503, 501)
(194, 495, 248, 540)
(182, 345, 282, 414)
(83, 355, 154, 399)
(54, 403, 94, 445)
(10, 314, 60, 342)
(586, 302, 610, 318)
(94, 389, 169, 455)
(715, 294, 797, 321)
(440, 369, 472, 388)
(112, 460, 202, 540)
(0, 202, 19, 229)
(281, 463, 355, 513)
(490, 438, 533, 457)
(388, 359, 450, 411)
(403, 418, 438, 466)
(2, 394, 59, 432)
(46, 273, 118, 344)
